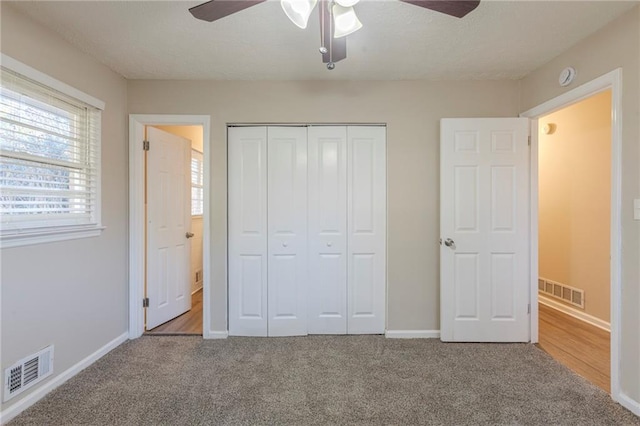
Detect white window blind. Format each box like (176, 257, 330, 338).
(1, 64, 102, 243)
(191, 149, 204, 216)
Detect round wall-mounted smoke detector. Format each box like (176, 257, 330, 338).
(559, 67, 576, 87)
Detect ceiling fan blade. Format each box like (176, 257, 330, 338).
(319, 0, 347, 63)
(189, 0, 266, 22)
(399, 0, 480, 18)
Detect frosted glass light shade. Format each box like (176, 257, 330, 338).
(281, 0, 318, 29)
(332, 4, 362, 38)
(335, 0, 360, 7)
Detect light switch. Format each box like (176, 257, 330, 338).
(634, 199, 640, 220)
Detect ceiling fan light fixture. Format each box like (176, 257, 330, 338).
(281, 0, 318, 29)
(335, 0, 360, 7)
(332, 4, 362, 38)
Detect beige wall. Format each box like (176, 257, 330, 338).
(128, 79, 521, 333)
(521, 5, 640, 404)
(153, 125, 204, 294)
(155, 125, 204, 152)
(539, 91, 611, 321)
(0, 3, 128, 411)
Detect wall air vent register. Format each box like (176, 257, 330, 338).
(3, 346, 54, 401)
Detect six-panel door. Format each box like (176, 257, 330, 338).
(440, 118, 530, 342)
(146, 126, 192, 330)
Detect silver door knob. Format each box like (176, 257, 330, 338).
(282, 242, 288, 247)
(186, 232, 195, 239)
(327, 242, 332, 247)
(444, 238, 455, 248)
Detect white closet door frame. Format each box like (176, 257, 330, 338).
(228, 126, 268, 336)
(308, 126, 348, 334)
(347, 126, 387, 334)
(267, 127, 308, 336)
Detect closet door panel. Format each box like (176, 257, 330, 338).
(308, 127, 348, 334)
(267, 127, 308, 336)
(228, 127, 268, 336)
(347, 126, 386, 334)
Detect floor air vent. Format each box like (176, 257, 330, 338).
(538, 277, 585, 309)
(4, 346, 54, 402)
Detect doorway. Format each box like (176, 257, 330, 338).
(521, 68, 622, 400)
(128, 115, 212, 339)
(144, 125, 204, 335)
(536, 90, 612, 392)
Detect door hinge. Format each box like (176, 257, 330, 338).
(143, 297, 149, 308)
(527, 303, 531, 314)
(143, 140, 150, 151)
(527, 135, 531, 146)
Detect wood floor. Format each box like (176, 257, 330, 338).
(537, 303, 610, 392)
(145, 289, 203, 335)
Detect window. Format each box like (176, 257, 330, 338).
(0, 55, 104, 247)
(191, 149, 204, 216)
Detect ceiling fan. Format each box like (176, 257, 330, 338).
(190, 0, 480, 70)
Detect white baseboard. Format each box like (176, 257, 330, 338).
(618, 392, 640, 417)
(385, 330, 440, 339)
(206, 330, 228, 339)
(0, 332, 128, 425)
(539, 295, 610, 332)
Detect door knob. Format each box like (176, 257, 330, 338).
(186, 232, 195, 239)
(282, 242, 288, 247)
(326, 242, 332, 247)
(444, 238, 455, 248)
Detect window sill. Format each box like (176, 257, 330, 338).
(1, 225, 106, 249)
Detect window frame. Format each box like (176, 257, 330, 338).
(191, 148, 204, 217)
(1, 54, 105, 248)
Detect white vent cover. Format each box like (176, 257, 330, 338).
(4, 346, 54, 402)
(538, 277, 585, 309)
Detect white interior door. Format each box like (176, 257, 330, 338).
(267, 127, 308, 336)
(146, 126, 192, 330)
(308, 126, 348, 334)
(440, 118, 530, 342)
(228, 126, 268, 336)
(347, 126, 386, 334)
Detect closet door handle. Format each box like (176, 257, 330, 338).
(282, 242, 288, 248)
(186, 232, 195, 239)
(326, 242, 332, 247)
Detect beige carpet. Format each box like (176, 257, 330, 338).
(9, 336, 639, 425)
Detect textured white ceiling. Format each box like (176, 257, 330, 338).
(7, 0, 638, 80)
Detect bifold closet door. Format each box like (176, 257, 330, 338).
(229, 126, 308, 337)
(267, 127, 308, 336)
(347, 126, 386, 334)
(228, 127, 268, 336)
(230, 125, 385, 336)
(308, 125, 387, 335)
(308, 127, 348, 334)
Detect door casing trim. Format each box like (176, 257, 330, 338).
(128, 114, 212, 339)
(520, 68, 622, 401)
